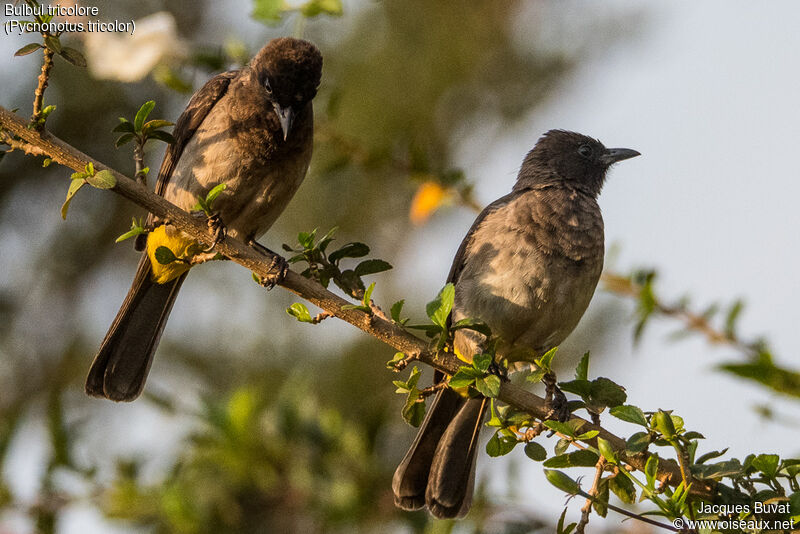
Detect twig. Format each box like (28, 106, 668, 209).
(601, 272, 756, 355)
(576, 457, 607, 534)
(0, 104, 716, 502)
(31, 47, 54, 129)
(1, 130, 48, 157)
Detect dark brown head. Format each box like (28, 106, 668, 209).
(516, 130, 639, 196)
(251, 37, 323, 140)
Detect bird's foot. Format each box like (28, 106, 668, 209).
(543, 372, 570, 422)
(487, 360, 509, 382)
(250, 240, 289, 290)
(191, 211, 226, 252)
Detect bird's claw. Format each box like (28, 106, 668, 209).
(249, 240, 289, 290)
(543, 372, 570, 422)
(204, 213, 226, 251)
(487, 360, 509, 382)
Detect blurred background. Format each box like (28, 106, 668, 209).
(1, 1, 799, 532)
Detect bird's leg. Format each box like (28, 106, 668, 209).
(191, 210, 227, 252)
(543, 372, 570, 422)
(249, 240, 289, 290)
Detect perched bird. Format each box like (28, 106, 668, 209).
(392, 130, 640, 519)
(86, 37, 323, 401)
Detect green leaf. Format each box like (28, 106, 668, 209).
(543, 449, 599, 468)
(719, 351, 800, 398)
(556, 508, 576, 534)
(752, 453, 780, 478)
(543, 420, 581, 438)
(644, 454, 659, 489)
(451, 317, 492, 337)
(59, 47, 87, 67)
(115, 219, 146, 243)
(524, 441, 547, 461)
(298, 229, 315, 248)
(354, 259, 393, 276)
(14, 43, 42, 56)
(44, 35, 62, 54)
(286, 303, 314, 323)
(154, 246, 179, 265)
(448, 367, 481, 389)
(626, 431, 651, 453)
(575, 351, 590, 381)
(402, 399, 425, 427)
(134, 101, 156, 133)
(536, 347, 558, 371)
(554, 438, 571, 456)
(597, 437, 617, 463)
(526, 367, 548, 384)
(609, 473, 636, 504)
(653, 410, 676, 439)
(40, 105, 56, 119)
(559, 379, 592, 399)
(115, 133, 136, 148)
(592, 478, 609, 517)
(486, 431, 518, 457)
(587, 377, 627, 410)
(474, 375, 500, 398)
(609, 405, 648, 427)
(695, 448, 729, 465)
(113, 118, 135, 133)
(362, 281, 375, 307)
(390, 300, 405, 323)
(724, 299, 744, 338)
(205, 183, 227, 205)
(472, 353, 492, 373)
(252, 0, 284, 23)
(426, 283, 455, 328)
(61, 178, 85, 219)
(147, 130, 176, 145)
(142, 119, 174, 135)
(86, 169, 116, 189)
(544, 470, 581, 495)
(329, 242, 369, 262)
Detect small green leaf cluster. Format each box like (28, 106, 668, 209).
(252, 0, 343, 24)
(193, 184, 227, 216)
(392, 367, 425, 427)
(13, 1, 88, 68)
(115, 217, 147, 243)
(61, 162, 116, 219)
(449, 353, 500, 398)
(559, 353, 627, 416)
(484, 402, 539, 458)
(406, 283, 491, 352)
(113, 101, 175, 151)
(282, 227, 392, 300)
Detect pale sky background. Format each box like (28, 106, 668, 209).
(2, 1, 800, 532)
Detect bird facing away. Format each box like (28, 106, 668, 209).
(392, 130, 640, 519)
(86, 37, 323, 401)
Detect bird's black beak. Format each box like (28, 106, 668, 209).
(600, 147, 641, 165)
(273, 103, 294, 141)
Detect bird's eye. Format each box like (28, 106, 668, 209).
(578, 145, 593, 158)
(264, 78, 273, 95)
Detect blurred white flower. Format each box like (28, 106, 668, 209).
(82, 11, 187, 82)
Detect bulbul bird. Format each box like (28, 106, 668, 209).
(86, 37, 323, 401)
(392, 130, 640, 519)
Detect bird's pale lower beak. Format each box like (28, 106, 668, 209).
(600, 147, 641, 165)
(273, 103, 294, 141)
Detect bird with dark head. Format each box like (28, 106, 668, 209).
(86, 37, 322, 401)
(393, 129, 639, 519)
